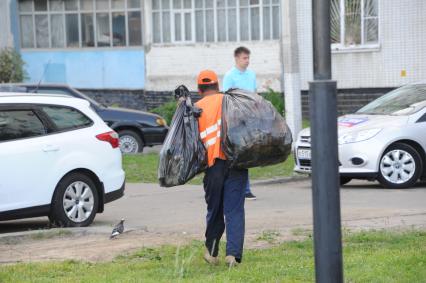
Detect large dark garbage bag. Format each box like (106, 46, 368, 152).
(158, 86, 207, 187)
(221, 88, 293, 169)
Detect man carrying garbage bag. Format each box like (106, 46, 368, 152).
(196, 70, 247, 267)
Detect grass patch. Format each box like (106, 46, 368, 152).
(0, 230, 425, 282)
(257, 230, 281, 244)
(291, 227, 313, 237)
(302, 119, 310, 129)
(122, 153, 159, 183)
(123, 153, 297, 184)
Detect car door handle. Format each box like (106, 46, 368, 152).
(43, 145, 60, 152)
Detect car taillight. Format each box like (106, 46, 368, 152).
(96, 131, 119, 148)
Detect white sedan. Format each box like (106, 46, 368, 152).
(294, 83, 426, 189)
(0, 93, 125, 226)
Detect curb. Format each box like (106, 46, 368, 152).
(251, 175, 310, 186)
(0, 226, 149, 241)
(0, 227, 107, 242)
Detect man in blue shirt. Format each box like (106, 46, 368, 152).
(223, 47, 257, 94)
(223, 46, 257, 200)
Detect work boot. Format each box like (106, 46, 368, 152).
(225, 255, 239, 267)
(204, 249, 219, 265)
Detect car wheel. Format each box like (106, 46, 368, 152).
(118, 130, 144, 154)
(49, 173, 99, 227)
(340, 177, 352, 186)
(378, 143, 422, 189)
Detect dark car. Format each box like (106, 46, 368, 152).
(0, 84, 168, 153)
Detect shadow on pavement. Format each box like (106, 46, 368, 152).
(0, 218, 50, 234)
(341, 180, 426, 190)
(0, 218, 114, 235)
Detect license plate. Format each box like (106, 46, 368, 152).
(297, 148, 311, 160)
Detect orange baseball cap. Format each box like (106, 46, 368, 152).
(197, 70, 218, 85)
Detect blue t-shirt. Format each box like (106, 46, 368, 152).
(222, 67, 257, 92)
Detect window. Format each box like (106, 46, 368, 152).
(42, 106, 93, 131)
(331, 0, 379, 48)
(0, 110, 46, 142)
(18, 0, 143, 48)
(152, 0, 280, 44)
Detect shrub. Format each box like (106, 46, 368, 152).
(0, 48, 26, 83)
(151, 100, 177, 126)
(262, 88, 285, 115)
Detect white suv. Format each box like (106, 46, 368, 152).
(0, 93, 125, 227)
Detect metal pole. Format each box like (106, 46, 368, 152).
(312, 0, 332, 80)
(309, 0, 343, 282)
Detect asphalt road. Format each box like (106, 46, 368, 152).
(1, 179, 425, 236)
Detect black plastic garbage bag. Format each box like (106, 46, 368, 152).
(221, 88, 293, 169)
(158, 86, 207, 187)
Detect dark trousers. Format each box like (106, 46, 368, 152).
(203, 159, 247, 261)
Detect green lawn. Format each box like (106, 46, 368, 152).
(123, 153, 297, 184)
(1, 230, 425, 282)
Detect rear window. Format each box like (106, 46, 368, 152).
(42, 106, 93, 131)
(0, 110, 46, 142)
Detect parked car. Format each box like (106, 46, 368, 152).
(294, 83, 426, 189)
(0, 84, 169, 154)
(0, 93, 125, 226)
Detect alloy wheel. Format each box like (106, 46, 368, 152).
(380, 149, 415, 184)
(63, 181, 95, 223)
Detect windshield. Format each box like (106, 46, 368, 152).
(357, 84, 426, 115)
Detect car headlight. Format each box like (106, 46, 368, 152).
(156, 118, 167, 126)
(338, 128, 382, 145)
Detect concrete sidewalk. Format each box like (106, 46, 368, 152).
(2, 179, 425, 238)
(1, 179, 425, 263)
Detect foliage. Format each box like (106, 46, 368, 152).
(262, 88, 285, 115)
(0, 48, 26, 83)
(151, 100, 177, 126)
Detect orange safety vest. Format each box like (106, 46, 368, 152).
(195, 93, 226, 167)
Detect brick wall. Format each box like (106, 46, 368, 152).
(79, 88, 201, 111)
(143, 0, 425, 93)
(300, 88, 393, 119)
(80, 87, 392, 120)
(296, 0, 426, 90)
(79, 88, 147, 110)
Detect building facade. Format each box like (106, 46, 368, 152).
(1, 0, 425, 94)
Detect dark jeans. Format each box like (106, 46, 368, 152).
(203, 159, 247, 262)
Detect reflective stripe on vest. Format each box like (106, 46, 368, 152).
(203, 130, 221, 149)
(200, 119, 221, 141)
(195, 93, 226, 167)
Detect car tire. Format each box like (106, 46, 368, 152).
(377, 143, 422, 189)
(340, 177, 352, 186)
(49, 173, 99, 227)
(118, 130, 144, 154)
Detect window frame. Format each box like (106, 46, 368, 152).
(18, 0, 144, 49)
(0, 103, 95, 143)
(38, 104, 94, 132)
(171, 0, 194, 43)
(0, 105, 49, 143)
(331, 0, 380, 52)
(152, 0, 281, 45)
